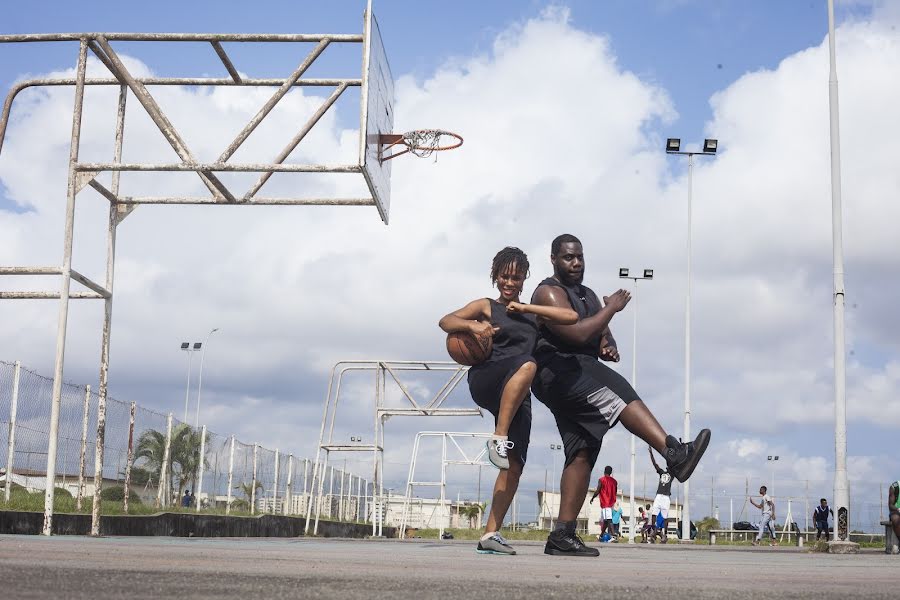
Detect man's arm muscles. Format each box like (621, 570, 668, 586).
(532, 286, 616, 346)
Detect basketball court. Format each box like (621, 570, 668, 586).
(0, 535, 894, 599)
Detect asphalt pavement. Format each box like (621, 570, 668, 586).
(0, 534, 893, 599)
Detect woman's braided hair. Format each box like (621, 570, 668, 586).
(490, 246, 530, 285)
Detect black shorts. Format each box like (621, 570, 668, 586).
(532, 353, 640, 468)
(467, 354, 534, 465)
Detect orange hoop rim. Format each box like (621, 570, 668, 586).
(379, 129, 464, 161)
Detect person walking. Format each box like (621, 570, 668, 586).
(611, 501, 623, 540)
(813, 498, 833, 542)
(530, 234, 711, 557)
(749, 485, 777, 546)
(439, 247, 577, 555)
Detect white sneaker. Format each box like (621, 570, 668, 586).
(487, 437, 514, 469)
(476, 533, 516, 555)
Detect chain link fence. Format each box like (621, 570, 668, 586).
(0, 360, 369, 522)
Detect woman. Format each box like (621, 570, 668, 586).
(439, 246, 578, 555)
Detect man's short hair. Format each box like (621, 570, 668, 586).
(760, 485, 768, 493)
(604, 465, 613, 475)
(551, 233, 581, 255)
(820, 498, 827, 503)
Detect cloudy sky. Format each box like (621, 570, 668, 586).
(2, 1, 898, 530)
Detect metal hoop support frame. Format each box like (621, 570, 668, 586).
(379, 129, 463, 161)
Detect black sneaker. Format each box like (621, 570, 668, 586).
(544, 529, 600, 557)
(665, 429, 711, 482)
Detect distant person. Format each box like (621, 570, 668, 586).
(439, 246, 577, 556)
(813, 498, 833, 542)
(749, 485, 777, 546)
(611, 501, 623, 540)
(889, 479, 900, 554)
(589, 466, 618, 541)
(181, 489, 192, 508)
(649, 446, 674, 543)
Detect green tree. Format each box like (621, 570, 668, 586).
(132, 424, 207, 503)
(133, 428, 166, 488)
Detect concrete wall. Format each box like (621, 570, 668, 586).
(0, 511, 397, 538)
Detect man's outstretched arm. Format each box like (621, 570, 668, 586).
(533, 285, 630, 347)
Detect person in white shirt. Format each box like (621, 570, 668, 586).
(749, 485, 777, 547)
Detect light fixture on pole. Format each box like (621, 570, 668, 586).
(666, 136, 718, 542)
(619, 266, 654, 543)
(180, 341, 201, 423)
(767, 455, 779, 500)
(194, 327, 219, 428)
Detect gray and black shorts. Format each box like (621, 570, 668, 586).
(532, 353, 639, 468)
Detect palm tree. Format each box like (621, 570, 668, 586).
(169, 424, 205, 500)
(133, 429, 166, 488)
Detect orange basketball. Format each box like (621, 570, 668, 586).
(446, 331, 492, 366)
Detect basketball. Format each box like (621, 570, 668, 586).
(446, 331, 492, 366)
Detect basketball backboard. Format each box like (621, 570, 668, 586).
(360, 3, 394, 224)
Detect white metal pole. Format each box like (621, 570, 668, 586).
(195, 425, 207, 513)
(157, 414, 173, 508)
(43, 38, 88, 537)
(629, 278, 638, 543)
(339, 463, 345, 521)
(328, 466, 335, 519)
(183, 349, 194, 424)
(225, 435, 235, 515)
(439, 434, 448, 538)
(250, 443, 258, 515)
(826, 0, 849, 544)
(730, 498, 734, 541)
(75, 384, 89, 510)
(272, 449, 279, 514)
(194, 328, 219, 428)
(357, 474, 362, 522)
(682, 152, 694, 542)
(285, 454, 293, 515)
(4, 361, 21, 504)
(91, 82, 126, 537)
(123, 402, 136, 513)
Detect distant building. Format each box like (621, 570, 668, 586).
(537, 489, 682, 536)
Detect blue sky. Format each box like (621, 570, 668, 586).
(2, 1, 898, 531)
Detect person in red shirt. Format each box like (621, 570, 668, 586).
(589, 465, 617, 541)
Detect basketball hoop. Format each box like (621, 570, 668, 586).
(379, 129, 463, 161)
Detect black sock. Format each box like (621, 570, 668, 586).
(554, 520, 576, 534)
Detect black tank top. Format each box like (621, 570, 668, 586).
(478, 298, 538, 364)
(531, 277, 603, 360)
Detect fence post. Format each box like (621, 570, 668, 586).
(272, 449, 279, 514)
(4, 361, 21, 503)
(225, 435, 235, 515)
(3, 361, 22, 502)
(156, 414, 173, 508)
(250, 443, 258, 515)
(195, 425, 206, 513)
(302, 458, 309, 517)
(75, 384, 90, 510)
(328, 466, 335, 519)
(123, 401, 136, 513)
(284, 454, 294, 515)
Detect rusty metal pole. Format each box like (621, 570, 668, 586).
(284, 454, 293, 515)
(43, 38, 88, 537)
(225, 435, 235, 515)
(122, 401, 135, 514)
(90, 83, 126, 536)
(156, 414, 173, 508)
(4, 361, 20, 503)
(250, 443, 258, 515)
(75, 385, 90, 510)
(195, 425, 206, 512)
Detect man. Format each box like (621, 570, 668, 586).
(589, 466, 617, 541)
(649, 446, 674, 543)
(181, 489, 192, 508)
(813, 498, 833, 542)
(531, 234, 711, 557)
(889, 479, 900, 554)
(749, 485, 777, 546)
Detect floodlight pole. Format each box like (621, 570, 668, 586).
(666, 139, 717, 542)
(181, 344, 196, 423)
(619, 268, 654, 543)
(827, 0, 850, 544)
(195, 328, 219, 428)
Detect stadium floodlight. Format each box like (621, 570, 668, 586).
(180, 342, 189, 350)
(193, 342, 202, 350)
(619, 268, 630, 278)
(643, 269, 654, 279)
(181, 341, 201, 423)
(665, 135, 721, 542)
